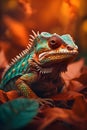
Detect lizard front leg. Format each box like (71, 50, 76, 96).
(16, 72, 54, 106)
(16, 72, 38, 99)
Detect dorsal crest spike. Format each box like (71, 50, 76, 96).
(29, 42, 32, 45)
(12, 59, 15, 62)
(16, 55, 20, 59)
(29, 30, 39, 40)
(14, 57, 17, 61)
(32, 30, 37, 37)
(21, 52, 24, 56)
(37, 31, 39, 35)
(27, 45, 30, 49)
(29, 35, 35, 39)
(25, 49, 28, 51)
(29, 38, 33, 42)
(23, 50, 26, 54)
(11, 62, 14, 64)
(19, 53, 22, 57)
(8, 30, 39, 68)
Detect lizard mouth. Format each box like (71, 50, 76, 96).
(38, 49, 78, 66)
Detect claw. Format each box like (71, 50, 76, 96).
(35, 98, 54, 107)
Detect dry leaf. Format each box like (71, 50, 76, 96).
(61, 59, 84, 81)
(38, 96, 87, 130)
(38, 108, 81, 130)
(61, 59, 85, 92)
(69, 80, 85, 92)
(0, 90, 19, 104)
(72, 96, 87, 118)
(51, 91, 83, 101)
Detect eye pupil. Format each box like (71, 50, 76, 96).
(51, 40, 55, 44)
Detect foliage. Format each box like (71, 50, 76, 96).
(0, 98, 39, 130)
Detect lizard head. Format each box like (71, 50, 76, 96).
(32, 32, 78, 68)
(28, 31, 78, 75)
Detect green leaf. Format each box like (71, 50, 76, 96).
(0, 98, 39, 130)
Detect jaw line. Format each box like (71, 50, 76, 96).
(38, 50, 78, 62)
(38, 54, 75, 67)
(32, 49, 78, 73)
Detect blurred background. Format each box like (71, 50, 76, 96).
(0, 0, 87, 68)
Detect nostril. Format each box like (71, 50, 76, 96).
(67, 45, 74, 50)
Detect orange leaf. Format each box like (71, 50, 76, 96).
(0, 90, 19, 104)
(61, 59, 84, 81)
(51, 91, 83, 101)
(72, 96, 87, 118)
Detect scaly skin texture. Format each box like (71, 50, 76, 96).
(0, 31, 78, 99)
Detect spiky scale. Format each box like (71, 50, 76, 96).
(29, 35, 35, 39)
(29, 38, 33, 42)
(32, 30, 37, 37)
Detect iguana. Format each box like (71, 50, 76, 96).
(0, 31, 78, 100)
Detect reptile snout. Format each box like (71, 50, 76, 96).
(66, 45, 78, 54)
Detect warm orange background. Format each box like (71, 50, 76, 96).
(0, 0, 87, 63)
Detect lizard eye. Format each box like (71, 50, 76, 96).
(48, 36, 62, 49)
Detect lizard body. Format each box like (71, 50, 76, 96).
(0, 31, 78, 98)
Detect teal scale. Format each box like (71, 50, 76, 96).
(0, 52, 33, 89)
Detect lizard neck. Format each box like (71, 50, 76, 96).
(29, 58, 68, 80)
